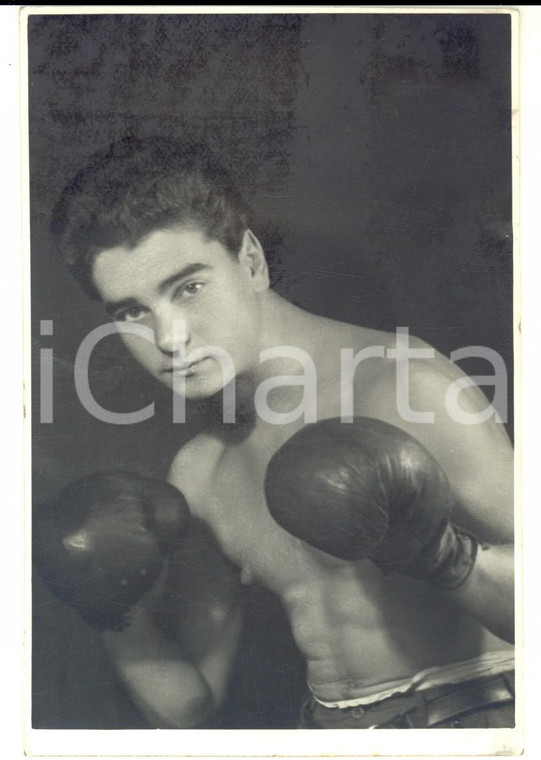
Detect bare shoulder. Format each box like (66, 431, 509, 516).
(314, 318, 398, 386)
(351, 328, 505, 425)
(167, 432, 224, 502)
(334, 324, 439, 405)
(347, 329, 513, 542)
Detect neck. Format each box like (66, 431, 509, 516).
(252, 292, 320, 378)
(194, 293, 323, 434)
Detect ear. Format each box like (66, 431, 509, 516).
(238, 230, 270, 293)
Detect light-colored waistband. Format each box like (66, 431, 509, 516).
(310, 650, 515, 709)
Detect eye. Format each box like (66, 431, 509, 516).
(176, 281, 205, 299)
(115, 305, 146, 323)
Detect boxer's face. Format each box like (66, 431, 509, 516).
(91, 225, 269, 399)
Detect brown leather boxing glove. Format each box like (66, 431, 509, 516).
(264, 417, 479, 590)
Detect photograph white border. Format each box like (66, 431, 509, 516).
(6, 5, 539, 758)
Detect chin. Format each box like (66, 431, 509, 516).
(155, 361, 241, 408)
(173, 375, 233, 402)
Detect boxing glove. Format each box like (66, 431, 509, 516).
(264, 417, 479, 590)
(33, 471, 190, 631)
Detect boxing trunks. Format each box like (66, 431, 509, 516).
(300, 651, 515, 729)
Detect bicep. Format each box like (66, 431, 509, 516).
(426, 411, 513, 543)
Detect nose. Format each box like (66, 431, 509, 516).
(154, 307, 190, 358)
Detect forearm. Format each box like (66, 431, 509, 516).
(443, 543, 514, 644)
(101, 606, 215, 728)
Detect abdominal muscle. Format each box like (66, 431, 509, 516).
(273, 548, 509, 703)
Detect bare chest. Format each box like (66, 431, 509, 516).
(188, 445, 321, 592)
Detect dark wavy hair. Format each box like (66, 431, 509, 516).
(51, 136, 250, 299)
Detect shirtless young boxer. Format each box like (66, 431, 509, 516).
(43, 136, 515, 729)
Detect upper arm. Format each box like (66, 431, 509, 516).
(357, 347, 514, 544)
(164, 521, 244, 705)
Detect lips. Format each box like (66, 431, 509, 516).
(163, 358, 205, 375)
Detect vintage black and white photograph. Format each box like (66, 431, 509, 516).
(26, 8, 519, 756)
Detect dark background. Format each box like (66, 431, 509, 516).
(29, 13, 513, 729)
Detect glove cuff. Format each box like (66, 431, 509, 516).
(420, 523, 480, 590)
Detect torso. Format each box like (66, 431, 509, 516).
(168, 317, 513, 702)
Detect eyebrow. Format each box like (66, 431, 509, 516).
(157, 263, 211, 295)
(104, 263, 211, 316)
